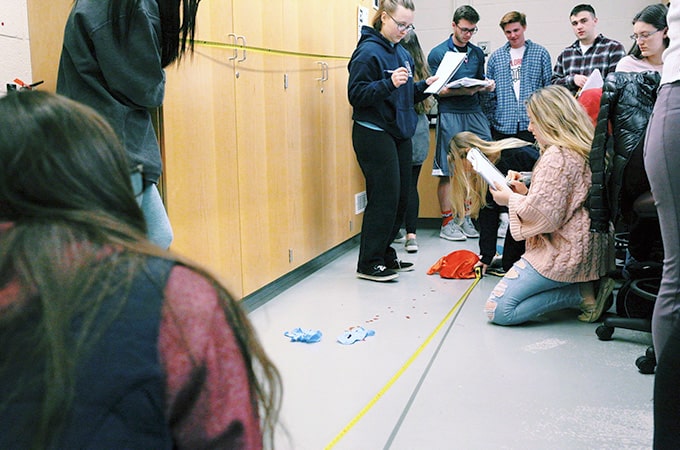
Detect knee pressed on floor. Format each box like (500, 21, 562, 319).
(484, 261, 523, 324)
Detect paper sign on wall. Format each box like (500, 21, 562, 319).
(358, 7, 369, 41)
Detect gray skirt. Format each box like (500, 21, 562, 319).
(412, 113, 430, 165)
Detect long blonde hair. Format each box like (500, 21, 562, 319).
(525, 85, 594, 159)
(447, 131, 532, 219)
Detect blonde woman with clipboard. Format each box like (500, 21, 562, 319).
(484, 85, 615, 326)
(447, 132, 538, 277)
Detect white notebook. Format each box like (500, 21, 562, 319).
(466, 147, 511, 191)
(424, 52, 467, 94)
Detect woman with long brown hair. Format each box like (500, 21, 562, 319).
(0, 91, 281, 449)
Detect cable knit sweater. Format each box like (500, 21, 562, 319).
(508, 145, 614, 282)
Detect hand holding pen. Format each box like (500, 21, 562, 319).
(384, 67, 411, 88)
(505, 170, 530, 195)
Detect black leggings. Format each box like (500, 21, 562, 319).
(404, 164, 422, 234)
(478, 199, 525, 271)
(352, 123, 412, 271)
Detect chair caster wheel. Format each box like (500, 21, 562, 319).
(596, 324, 614, 341)
(645, 346, 655, 360)
(636, 355, 656, 374)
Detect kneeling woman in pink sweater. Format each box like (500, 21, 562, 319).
(486, 85, 615, 325)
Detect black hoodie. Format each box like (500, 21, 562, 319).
(348, 26, 429, 140)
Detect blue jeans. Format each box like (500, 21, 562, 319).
(138, 183, 173, 250)
(485, 258, 583, 325)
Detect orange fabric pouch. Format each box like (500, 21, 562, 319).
(427, 249, 480, 279)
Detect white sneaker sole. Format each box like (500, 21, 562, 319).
(440, 232, 466, 241)
(356, 272, 399, 282)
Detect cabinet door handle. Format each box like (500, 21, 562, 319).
(316, 61, 324, 81)
(316, 61, 328, 82)
(237, 35, 247, 62)
(227, 33, 238, 61)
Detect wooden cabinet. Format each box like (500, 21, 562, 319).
(163, 0, 364, 297)
(25, 0, 432, 299)
(25, 0, 73, 92)
(25, 0, 434, 299)
(162, 0, 243, 293)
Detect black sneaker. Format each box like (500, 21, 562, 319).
(386, 260, 415, 272)
(357, 265, 399, 282)
(486, 267, 507, 277)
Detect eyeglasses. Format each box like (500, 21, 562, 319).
(630, 29, 661, 41)
(456, 24, 478, 35)
(385, 12, 415, 32)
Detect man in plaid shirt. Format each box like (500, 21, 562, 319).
(552, 4, 625, 94)
(482, 11, 552, 142)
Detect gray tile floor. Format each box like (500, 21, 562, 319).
(248, 229, 655, 450)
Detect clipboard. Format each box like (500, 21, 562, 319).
(466, 147, 511, 191)
(424, 52, 467, 94)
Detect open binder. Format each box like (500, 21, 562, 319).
(466, 147, 511, 191)
(424, 52, 467, 94)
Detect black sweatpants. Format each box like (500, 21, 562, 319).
(352, 123, 412, 272)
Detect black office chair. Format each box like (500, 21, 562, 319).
(595, 191, 662, 374)
(587, 72, 662, 374)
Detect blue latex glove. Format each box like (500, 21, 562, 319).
(284, 327, 323, 343)
(337, 326, 375, 345)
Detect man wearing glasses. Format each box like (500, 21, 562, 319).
(552, 4, 625, 94)
(428, 4, 494, 242)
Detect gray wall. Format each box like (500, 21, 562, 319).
(414, 0, 656, 66)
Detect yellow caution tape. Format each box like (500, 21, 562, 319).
(324, 267, 483, 449)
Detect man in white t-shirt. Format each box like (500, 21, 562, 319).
(481, 11, 551, 240)
(482, 11, 552, 142)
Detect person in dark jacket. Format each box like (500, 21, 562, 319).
(588, 71, 661, 264)
(57, 0, 200, 249)
(347, 0, 436, 282)
(446, 131, 538, 275)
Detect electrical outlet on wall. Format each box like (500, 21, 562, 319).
(478, 41, 491, 56)
(354, 191, 367, 214)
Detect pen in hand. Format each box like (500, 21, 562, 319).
(384, 69, 412, 77)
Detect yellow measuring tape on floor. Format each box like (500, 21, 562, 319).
(324, 268, 483, 449)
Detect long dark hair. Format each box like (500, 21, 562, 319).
(401, 31, 434, 114)
(109, 0, 200, 67)
(628, 3, 669, 59)
(0, 91, 281, 449)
